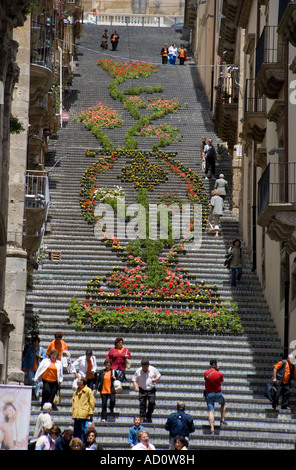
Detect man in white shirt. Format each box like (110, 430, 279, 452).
(132, 359, 161, 423)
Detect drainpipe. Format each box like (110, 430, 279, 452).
(210, 0, 217, 111)
(284, 38, 290, 357)
(58, 45, 63, 128)
(252, 2, 261, 272)
(252, 143, 257, 272)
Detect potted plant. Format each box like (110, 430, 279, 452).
(222, 88, 231, 103)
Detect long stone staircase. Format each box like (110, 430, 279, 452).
(25, 25, 296, 450)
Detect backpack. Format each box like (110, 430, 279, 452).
(206, 146, 216, 159)
(171, 413, 190, 437)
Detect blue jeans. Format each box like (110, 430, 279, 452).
(73, 418, 87, 444)
(205, 392, 225, 411)
(27, 370, 41, 396)
(231, 267, 242, 286)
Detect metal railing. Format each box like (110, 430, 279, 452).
(258, 162, 296, 218)
(30, 21, 54, 69)
(215, 76, 239, 104)
(255, 25, 285, 77)
(83, 12, 183, 27)
(25, 171, 50, 212)
(244, 79, 266, 113)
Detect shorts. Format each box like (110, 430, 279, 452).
(205, 392, 225, 411)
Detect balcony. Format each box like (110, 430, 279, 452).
(30, 21, 54, 106)
(278, 0, 296, 47)
(258, 162, 296, 253)
(184, 0, 197, 29)
(242, 78, 267, 145)
(255, 26, 285, 99)
(217, 0, 241, 64)
(214, 76, 239, 150)
(23, 171, 50, 257)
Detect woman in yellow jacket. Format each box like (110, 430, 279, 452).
(72, 376, 95, 445)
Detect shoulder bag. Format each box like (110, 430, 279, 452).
(203, 370, 215, 398)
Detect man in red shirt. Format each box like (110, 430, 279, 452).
(204, 359, 227, 435)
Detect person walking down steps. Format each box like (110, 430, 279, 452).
(177, 44, 187, 65)
(101, 29, 108, 50)
(227, 239, 243, 287)
(132, 358, 161, 423)
(160, 43, 169, 64)
(204, 138, 217, 180)
(110, 30, 119, 51)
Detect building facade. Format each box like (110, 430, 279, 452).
(185, 0, 296, 354)
(0, 0, 80, 383)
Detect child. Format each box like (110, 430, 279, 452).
(128, 416, 145, 448)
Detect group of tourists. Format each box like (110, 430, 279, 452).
(160, 42, 188, 65)
(22, 331, 296, 450)
(201, 137, 244, 286)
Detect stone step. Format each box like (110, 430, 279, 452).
(25, 24, 293, 451)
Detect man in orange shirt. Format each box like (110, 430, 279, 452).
(272, 353, 296, 411)
(46, 332, 68, 360)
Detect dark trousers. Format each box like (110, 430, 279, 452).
(73, 418, 87, 444)
(205, 157, 215, 176)
(41, 379, 58, 407)
(273, 382, 292, 408)
(139, 387, 156, 420)
(101, 393, 116, 420)
(231, 267, 243, 287)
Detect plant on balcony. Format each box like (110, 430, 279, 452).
(221, 88, 231, 103)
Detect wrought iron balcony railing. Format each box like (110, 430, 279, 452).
(258, 162, 296, 218)
(244, 79, 266, 113)
(30, 21, 54, 70)
(255, 25, 285, 78)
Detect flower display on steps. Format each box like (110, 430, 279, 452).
(68, 59, 241, 335)
(120, 153, 168, 190)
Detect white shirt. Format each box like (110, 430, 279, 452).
(168, 45, 177, 56)
(132, 442, 156, 450)
(132, 366, 161, 390)
(71, 355, 97, 377)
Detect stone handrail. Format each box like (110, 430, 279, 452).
(82, 12, 184, 27)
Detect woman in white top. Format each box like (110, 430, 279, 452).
(168, 43, 178, 65)
(34, 349, 63, 409)
(71, 349, 97, 390)
(208, 189, 224, 237)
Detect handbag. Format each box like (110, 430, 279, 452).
(53, 389, 61, 406)
(224, 250, 233, 268)
(113, 379, 122, 392)
(125, 350, 131, 369)
(112, 371, 122, 393)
